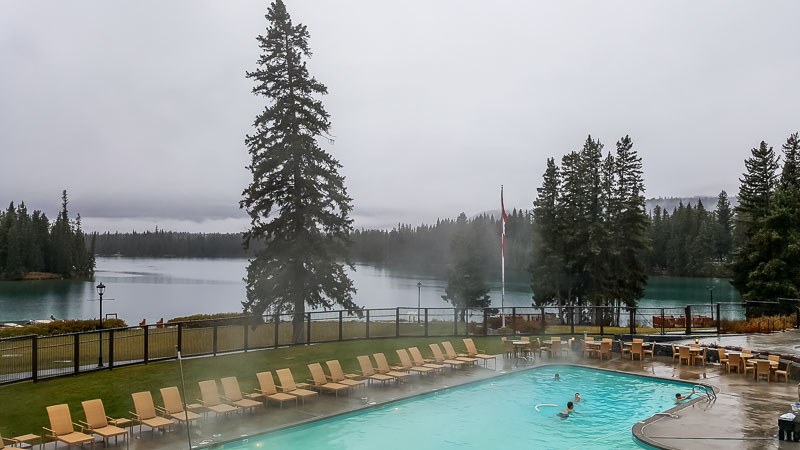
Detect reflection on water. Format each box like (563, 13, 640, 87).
(0, 257, 741, 324)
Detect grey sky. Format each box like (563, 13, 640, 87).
(1, 1, 799, 233)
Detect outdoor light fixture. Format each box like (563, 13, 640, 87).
(96, 282, 106, 367)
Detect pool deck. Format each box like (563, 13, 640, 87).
(47, 341, 800, 450)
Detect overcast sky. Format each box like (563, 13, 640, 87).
(1, 1, 799, 233)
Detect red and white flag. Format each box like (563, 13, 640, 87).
(501, 185, 507, 257)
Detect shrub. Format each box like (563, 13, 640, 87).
(0, 318, 128, 338)
(169, 312, 260, 328)
(720, 315, 794, 334)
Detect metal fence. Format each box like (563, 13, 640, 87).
(0, 302, 784, 385)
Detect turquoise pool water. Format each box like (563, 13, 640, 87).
(221, 366, 690, 450)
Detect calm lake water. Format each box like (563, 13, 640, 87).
(0, 257, 741, 323)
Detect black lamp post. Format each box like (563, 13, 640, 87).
(96, 282, 106, 367)
(417, 282, 422, 323)
(708, 286, 714, 320)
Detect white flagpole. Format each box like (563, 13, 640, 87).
(501, 185, 506, 329)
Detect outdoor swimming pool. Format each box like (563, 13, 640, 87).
(220, 366, 692, 449)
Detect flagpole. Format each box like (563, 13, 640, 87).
(501, 185, 506, 329)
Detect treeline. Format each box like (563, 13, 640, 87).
(0, 191, 94, 280)
(93, 229, 253, 258)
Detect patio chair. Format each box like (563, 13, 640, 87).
(775, 362, 791, 383)
(254, 371, 298, 408)
(671, 344, 680, 363)
(0, 433, 19, 450)
(598, 341, 612, 361)
(441, 341, 478, 366)
(621, 341, 631, 359)
(768, 354, 780, 363)
(678, 347, 691, 366)
(81, 399, 129, 449)
(717, 348, 729, 370)
(543, 340, 563, 359)
(408, 347, 445, 373)
(727, 353, 742, 373)
(395, 349, 434, 375)
(744, 359, 756, 378)
(501, 337, 514, 358)
(429, 343, 466, 369)
(755, 359, 771, 382)
(630, 342, 644, 361)
(43, 404, 95, 449)
(372, 353, 412, 382)
(582, 337, 597, 358)
(130, 391, 174, 436)
(197, 380, 239, 417)
(692, 347, 707, 366)
(356, 355, 397, 385)
(159, 386, 201, 424)
(220, 377, 263, 412)
(275, 368, 319, 404)
(307, 363, 350, 397)
(326, 360, 366, 390)
(462, 338, 497, 368)
(643, 342, 655, 360)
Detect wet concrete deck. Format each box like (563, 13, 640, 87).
(38, 340, 800, 450)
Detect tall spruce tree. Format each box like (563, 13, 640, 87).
(713, 190, 733, 261)
(530, 158, 564, 306)
(241, 0, 358, 343)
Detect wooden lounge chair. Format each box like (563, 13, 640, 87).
(275, 368, 319, 404)
(254, 371, 298, 408)
(197, 380, 239, 417)
(43, 404, 95, 449)
(441, 341, 477, 366)
(325, 360, 366, 390)
(159, 386, 201, 424)
(357, 355, 397, 385)
(81, 399, 129, 449)
(395, 349, 434, 375)
(755, 359, 771, 382)
(131, 391, 174, 436)
(1, 433, 20, 450)
(220, 377, 262, 412)
(372, 353, 411, 382)
(462, 338, 496, 368)
(408, 347, 445, 373)
(307, 363, 350, 396)
(429, 343, 466, 369)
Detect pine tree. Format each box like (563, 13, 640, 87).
(441, 213, 491, 316)
(530, 158, 564, 306)
(241, 0, 358, 343)
(735, 141, 779, 233)
(712, 190, 733, 262)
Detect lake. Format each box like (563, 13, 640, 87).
(0, 257, 741, 323)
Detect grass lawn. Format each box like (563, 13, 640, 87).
(0, 336, 503, 439)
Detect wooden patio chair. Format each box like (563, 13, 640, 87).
(81, 399, 129, 449)
(43, 404, 95, 449)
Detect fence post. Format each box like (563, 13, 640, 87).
(108, 330, 115, 369)
(569, 306, 575, 335)
(366, 310, 371, 339)
(629, 308, 636, 335)
(177, 323, 183, 353)
(144, 326, 150, 364)
(716, 304, 721, 335)
(453, 308, 458, 336)
(396, 308, 401, 337)
(273, 314, 280, 348)
(338, 311, 343, 341)
(600, 308, 605, 336)
(483, 308, 488, 336)
(243, 322, 249, 352)
(684, 305, 692, 336)
(73, 334, 80, 375)
(424, 309, 429, 337)
(511, 307, 517, 335)
(660, 308, 665, 335)
(540, 307, 546, 333)
(212, 324, 218, 356)
(32, 335, 38, 383)
(306, 313, 312, 344)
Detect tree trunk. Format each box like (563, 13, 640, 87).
(292, 309, 305, 344)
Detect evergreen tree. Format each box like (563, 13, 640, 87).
(530, 158, 563, 306)
(441, 213, 491, 316)
(241, 0, 358, 343)
(713, 190, 733, 261)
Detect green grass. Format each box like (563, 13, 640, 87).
(0, 336, 502, 439)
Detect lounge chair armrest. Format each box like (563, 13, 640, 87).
(42, 426, 55, 438)
(129, 411, 142, 420)
(275, 384, 289, 393)
(156, 406, 168, 414)
(1, 436, 19, 445)
(325, 375, 336, 381)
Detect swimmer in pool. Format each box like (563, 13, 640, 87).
(574, 392, 581, 403)
(554, 373, 560, 381)
(557, 401, 574, 419)
(675, 389, 695, 403)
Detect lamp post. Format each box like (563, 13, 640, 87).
(708, 286, 715, 320)
(417, 282, 422, 323)
(96, 282, 105, 368)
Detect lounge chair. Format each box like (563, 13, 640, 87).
(441, 341, 477, 366)
(462, 338, 497, 368)
(159, 386, 201, 424)
(372, 353, 411, 382)
(325, 360, 366, 390)
(197, 380, 239, 417)
(43, 403, 95, 449)
(395, 349, 433, 375)
(220, 377, 263, 412)
(307, 363, 350, 396)
(630, 342, 643, 361)
(130, 391, 174, 436)
(275, 368, 319, 404)
(755, 359, 771, 382)
(356, 355, 397, 385)
(0, 433, 19, 450)
(254, 371, 299, 408)
(408, 347, 445, 373)
(81, 399, 129, 449)
(428, 343, 466, 369)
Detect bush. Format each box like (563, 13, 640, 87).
(169, 312, 260, 328)
(720, 315, 794, 334)
(0, 318, 128, 338)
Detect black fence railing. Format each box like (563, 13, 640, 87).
(0, 302, 785, 385)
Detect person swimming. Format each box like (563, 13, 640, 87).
(554, 373, 560, 381)
(675, 389, 695, 403)
(574, 392, 581, 403)
(557, 401, 574, 419)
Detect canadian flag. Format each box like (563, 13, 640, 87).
(501, 185, 507, 257)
